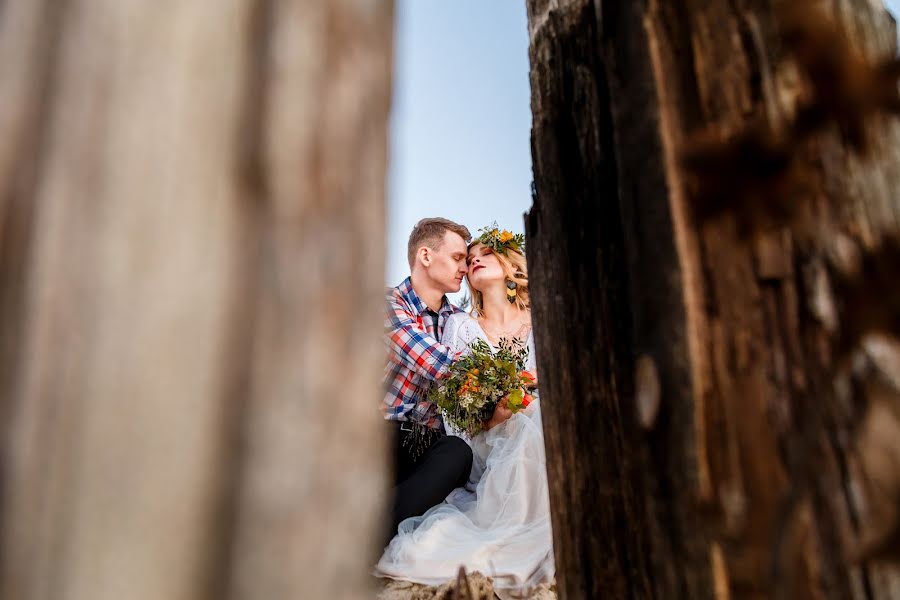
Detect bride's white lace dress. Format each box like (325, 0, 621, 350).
(375, 313, 554, 598)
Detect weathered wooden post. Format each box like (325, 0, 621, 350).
(0, 2, 393, 599)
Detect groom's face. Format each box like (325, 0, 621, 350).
(427, 230, 469, 294)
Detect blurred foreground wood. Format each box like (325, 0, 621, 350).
(526, 0, 900, 598)
(0, 1, 392, 599)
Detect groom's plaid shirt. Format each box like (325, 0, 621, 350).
(383, 277, 461, 430)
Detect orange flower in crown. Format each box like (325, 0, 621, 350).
(476, 222, 525, 255)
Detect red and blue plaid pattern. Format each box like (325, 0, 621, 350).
(383, 277, 461, 429)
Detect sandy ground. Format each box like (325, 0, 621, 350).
(376, 573, 556, 599)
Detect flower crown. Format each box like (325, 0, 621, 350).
(475, 223, 525, 256)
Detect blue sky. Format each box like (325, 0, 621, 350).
(386, 1, 532, 291)
(386, 1, 900, 291)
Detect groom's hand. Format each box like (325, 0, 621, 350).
(484, 397, 514, 431)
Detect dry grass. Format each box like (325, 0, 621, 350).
(376, 572, 556, 600)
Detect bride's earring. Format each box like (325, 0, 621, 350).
(506, 280, 517, 303)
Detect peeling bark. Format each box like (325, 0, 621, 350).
(527, 0, 900, 597)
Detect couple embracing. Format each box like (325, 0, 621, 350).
(377, 218, 554, 597)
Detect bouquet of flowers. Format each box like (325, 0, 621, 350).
(429, 338, 537, 437)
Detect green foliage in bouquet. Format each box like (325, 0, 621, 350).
(428, 338, 534, 437)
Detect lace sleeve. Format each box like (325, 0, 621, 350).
(445, 315, 485, 356)
(440, 313, 475, 443)
(441, 313, 477, 355)
(440, 313, 461, 352)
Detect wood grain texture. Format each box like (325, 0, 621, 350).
(0, 2, 392, 599)
(527, 0, 900, 597)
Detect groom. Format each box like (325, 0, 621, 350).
(383, 217, 474, 543)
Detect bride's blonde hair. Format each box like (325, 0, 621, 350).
(469, 244, 529, 317)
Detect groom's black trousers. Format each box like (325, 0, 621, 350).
(386, 421, 473, 545)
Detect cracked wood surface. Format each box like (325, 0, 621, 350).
(526, 0, 900, 598)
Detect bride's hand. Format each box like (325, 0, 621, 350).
(484, 397, 513, 431)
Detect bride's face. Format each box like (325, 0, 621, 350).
(466, 243, 505, 291)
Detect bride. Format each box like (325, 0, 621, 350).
(376, 227, 554, 598)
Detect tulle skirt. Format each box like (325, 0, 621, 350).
(375, 401, 554, 598)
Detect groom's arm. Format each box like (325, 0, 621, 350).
(385, 300, 457, 381)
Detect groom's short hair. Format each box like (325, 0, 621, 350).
(407, 218, 472, 268)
